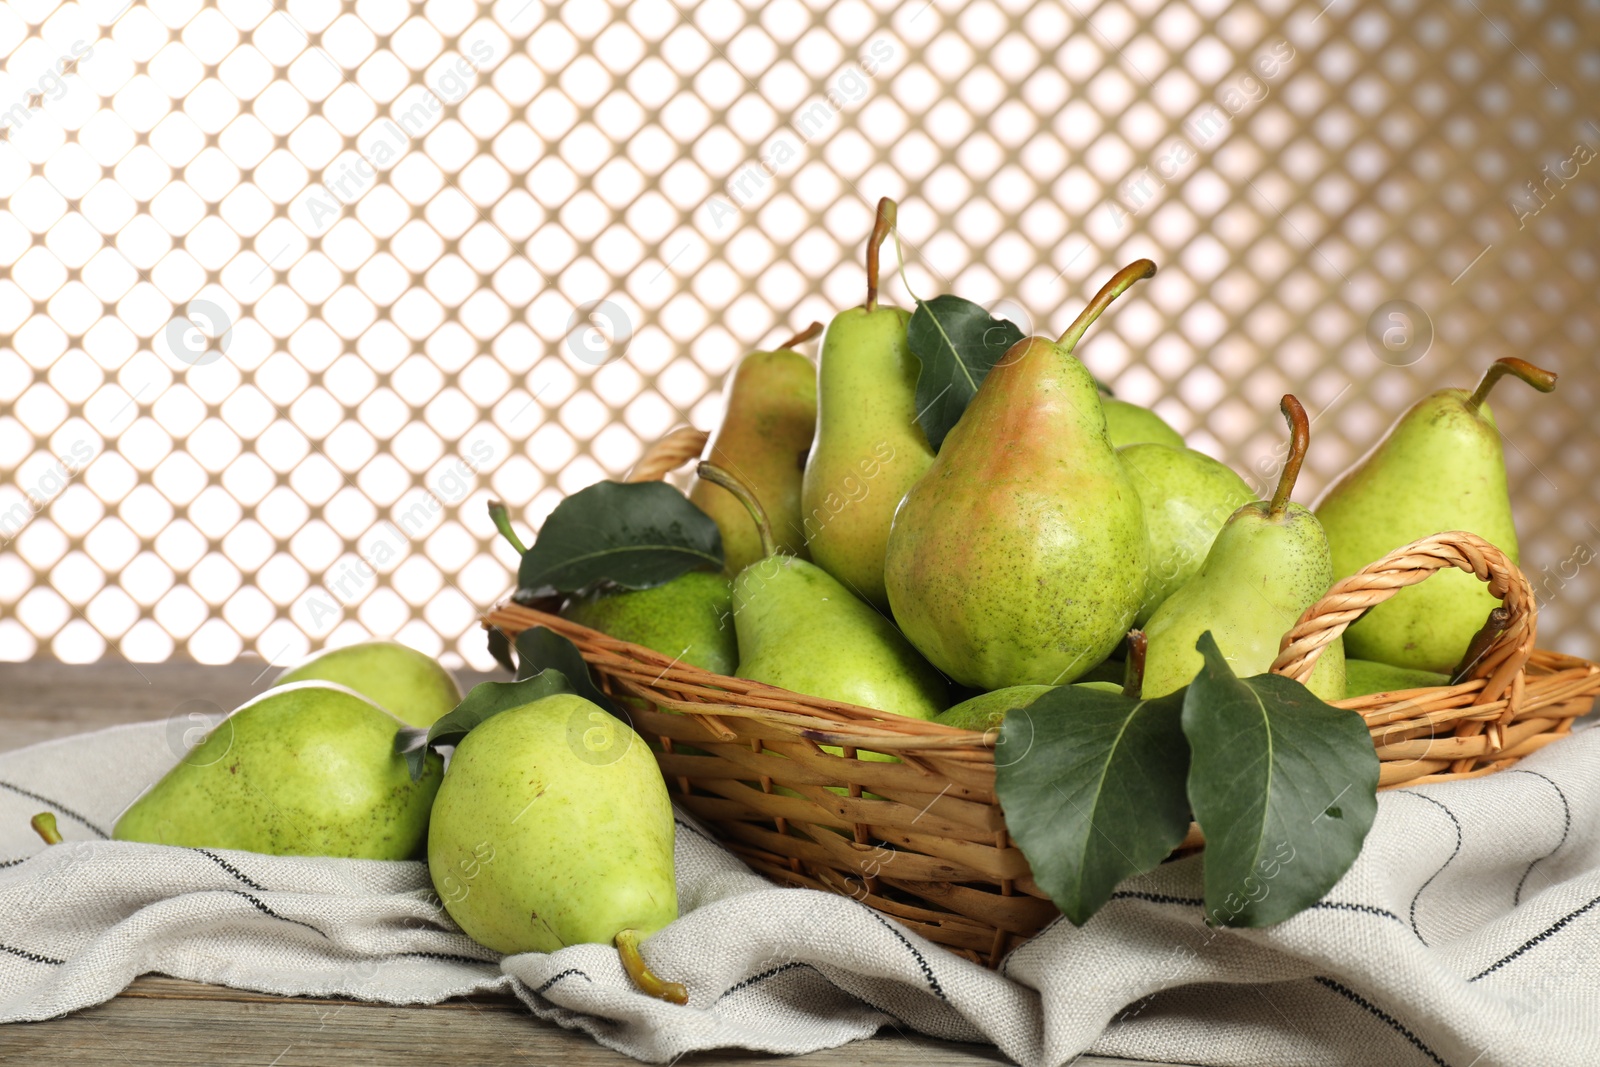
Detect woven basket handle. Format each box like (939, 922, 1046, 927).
(626, 426, 709, 483)
(1269, 530, 1536, 707)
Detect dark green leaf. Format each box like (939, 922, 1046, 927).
(906, 295, 1025, 450)
(513, 626, 622, 719)
(396, 672, 576, 780)
(994, 685, 1192, 925)
(485, 626, 515, 674)
(1182, 632, 1379, 927)
(516, 481, 722, 596)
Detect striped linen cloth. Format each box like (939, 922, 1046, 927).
(0, 717, 1596, 1066)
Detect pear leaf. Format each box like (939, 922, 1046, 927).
(516, 481, 723, 597)
(993, 685, 1192, 925)
(485, 625, 515, 674)
(513, 626, 622, 719)
(1182, 631, 1380, 927)
(906, 295, 1025, 450)
(397, 672, 576, 780)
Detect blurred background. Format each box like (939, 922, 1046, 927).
(0, 0, 1596, 671)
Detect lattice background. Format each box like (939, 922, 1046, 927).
(1, 0, 1597, 671)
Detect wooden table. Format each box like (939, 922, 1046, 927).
(0, 659, 1191, 1067)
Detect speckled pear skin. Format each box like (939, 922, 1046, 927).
(933, 685, 1054, 732)
(1345, 659, 1450, 698)
(801, 306, 934, 609)
(427, 694, 676, 955)
(732, 554, 947, 719)
(276, 640, 461, 727)
(1119, 443, 1257, 626)
(689, 348, 817, 575)
(1141, 501, 1345, 700)
(1103, 399, 1184, 449)
(1315, 390, 1518, 672)
(113, 683, 442, 858)
(884, 336, 1150, 690)
(562, 571, 737, 675)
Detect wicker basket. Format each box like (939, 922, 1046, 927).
(481, 428, 1600, 967)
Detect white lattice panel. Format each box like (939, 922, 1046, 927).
(1, 0, 1597, 671)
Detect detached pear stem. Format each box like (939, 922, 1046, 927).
(1057, 259, 1157, 350)
(615, 929, 687, 1005)
(1269, 395, 1310, 520)
(865, 197, 897, 312)
(696, 462, 776, 560)
(487, 500, 529, 555)
(1467, 357, 1558, 409)
(777, 321, 823, 350)
(1122, 631, 1147, 701)
(31, 812, 62, 846)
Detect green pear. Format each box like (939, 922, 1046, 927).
(1119, 442, 1256, 625)
(1345, 659, 1449, 698)
(1104, 398, 1184, 449)
(114, 683, 442, 858)
(1315, 358, 1558, 672)
(561, 570, 737, 675)
(699, 463, 946, 719)
(275, 640, 460, 727)
(933, 685, 1053, 731)
(884, 261, 1156, 689)
(688, 323, 820, 575)
(933, 632, 1148, 731)
(1142, 396, 1345, 701)
(427, 693, 676, 955)
(801, 198, 935, 609)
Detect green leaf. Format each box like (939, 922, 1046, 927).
(513, 626, 622, 719)
(1182, 632, 1380, 927)
(516, 481, 722, 596)
(485, 626, 515, 674)
(994, 685, 1192, 925)
(906, 295, 1026, 450)
(396, 672, 576, 780)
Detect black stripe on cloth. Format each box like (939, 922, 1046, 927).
(1309, 901, 1406, 927)
(532, 967, 592, 996)
(1468, 892, 1600, 983)
(396, 951, 497, 966)
(1109, 891, 1406, 930)
(193, 848, 266, 891)
(0, 942, 65, 966)
(1110, 890, 1206, 907)
(673, 818, 716, 845)
(223, 889, 328, 938)
(0, 857, 26, 868)
(856, 903, 946, 1001)
(1505, 769, 1571, 907)
(713, 958, 924, 1033)
(716, 961, 815, 1002)
(1313, 976, 1450, 1067)
(1395, 791, 1462, 947)
(0, 780, 110, 838)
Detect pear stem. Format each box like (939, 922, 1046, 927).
(695, 462, 776, 561)
(1122, 631, 1147, 700)
(777, 321, 823, 350)
(615, 929, 687, 1005)
(1056, 259, 1157, 349)
(31, 812, 62, 846)
(865, 197, 897, 312)
(1466, 357, 1558, 409)
(487, 500, 529, 555)
(1269, 395, 1310, 519)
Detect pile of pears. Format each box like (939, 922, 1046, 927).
(571, 198, 1558, 728)
(105, 640, 683, 998)
(90, 198, 1560, 992)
